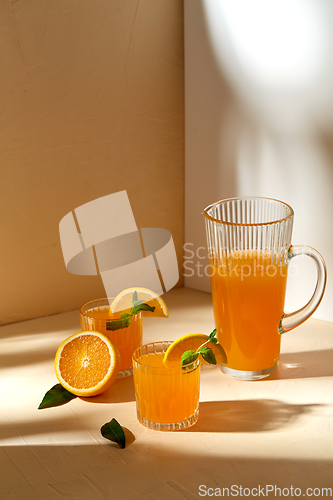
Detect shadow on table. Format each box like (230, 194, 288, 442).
(205, 348, 333, 382)
(187, 399, 321, 433)
(0, 377, 135, 442)
(272, 349, 333, 379)
(0, 310, 80, 340)
(80, 376, 136, 404)
(1, 443, 333, 500)
(0, 345, 59, 369)
(0, 397, 319, 443)
(0, 311, 81, 368)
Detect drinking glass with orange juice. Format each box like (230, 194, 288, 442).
(204, 197, 327, 381)
(132, 331, 225, 431)
(80, 288, 169, 378)
(133, 341, 200, 431)
(80, 298, 143, 377)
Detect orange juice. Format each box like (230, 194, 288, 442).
(133, 344, 200, 430)
(210, 250, 288, 372)
(80, 304, 142, 374)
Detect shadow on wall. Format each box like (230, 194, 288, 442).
(202, 0, 333, 208)
(185, 0, 333, 321)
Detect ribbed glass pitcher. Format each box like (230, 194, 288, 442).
(204, 197, 327, 380)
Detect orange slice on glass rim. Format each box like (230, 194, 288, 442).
(54, 331, 120, 397)
(163, 333, 227, 367)
(110, 287, 168, 317)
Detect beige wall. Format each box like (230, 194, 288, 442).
(0, 0, 184, 326)
(185, 0, 333, 322)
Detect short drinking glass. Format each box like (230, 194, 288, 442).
(132, 341, 200, 431)
(80, 298, 142, 377)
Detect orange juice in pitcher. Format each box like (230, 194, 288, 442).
(210, 250, 288, 372)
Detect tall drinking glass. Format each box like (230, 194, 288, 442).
(204, 197, 327, 381)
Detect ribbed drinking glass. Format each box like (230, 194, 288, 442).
(133, 341, 200, 430)
(80, 298, 142, 378)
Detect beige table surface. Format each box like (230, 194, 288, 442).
(1, 287, 333, 500)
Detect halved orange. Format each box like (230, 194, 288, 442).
(110, 287, 168, 317)
(163, 333, 227, 366)
(54, 331, 120, 397)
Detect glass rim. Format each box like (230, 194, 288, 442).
(203, 196, 294, 227)
(132, 341, 201, 373)
(79, 297, 113, 316)
(79, 297, 142, 319)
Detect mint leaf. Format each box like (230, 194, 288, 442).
(106, 315, 131, 330)
(181, 350, 199, 367)
(130, 303, 155, 315)
(101, 418, 126, 448)
(106, 294, 155, 331)
(208, 329, 217, 342)
(132, 291, 138, 305)
(199, 346, 217, 365)
(131, 291, 155, 313)
(38, 383, 76, 409)
(133, 299, 145, 306)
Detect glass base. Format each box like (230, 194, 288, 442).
(136, 406, 199, 431)
(117, 367, 133, 378)
(221, 363, 278, 381)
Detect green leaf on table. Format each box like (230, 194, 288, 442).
(101, 418, 126, 448)
(181, 350, 199, 367)
(199, 346, 217, 365)
(38, 383, 77, 409)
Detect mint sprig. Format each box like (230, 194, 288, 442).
(181, 329, 225, 367)
(131, 290, 155, 315)
(208, 329, 219, 343)
(106, 318, 130, 330)
(181, 350, 199, 366)
(130, 303, 155, 315)
(199, 346, 217, 364)
(106, 291, 155, 331)
(106, 313, 131, 331)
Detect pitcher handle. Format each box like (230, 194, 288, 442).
(279, 245, 327, 334)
